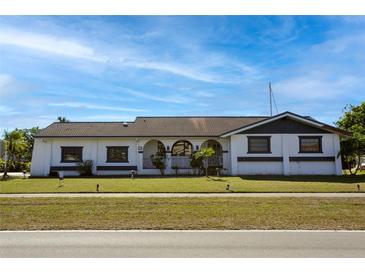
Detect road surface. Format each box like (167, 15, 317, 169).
(1, 230, 365, 257)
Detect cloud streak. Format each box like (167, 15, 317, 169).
(0, 28, 107, 62)
(49, 102, 147, 112)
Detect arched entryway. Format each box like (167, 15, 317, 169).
(143, 140, 166, 169)
(171, 140, 193, 168)
(201, 140, 223, 167)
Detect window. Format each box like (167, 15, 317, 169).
(171, 140, 193, 156)
(247, 136, 271, 153)
(61, 147, 83, 162)
(299, 136, 322, 153)
(107, 146, 128, 162)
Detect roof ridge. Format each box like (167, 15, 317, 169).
(136, 116, 269, 118)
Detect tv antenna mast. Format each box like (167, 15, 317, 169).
(269, 82, 279, 116)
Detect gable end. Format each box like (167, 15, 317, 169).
(240, 117, 329, 134)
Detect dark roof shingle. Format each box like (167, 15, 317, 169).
(35, 116, 268, 138)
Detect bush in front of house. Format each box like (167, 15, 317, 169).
(151, 154, 166, 175)
(0, 159, 31, 172)
(190, 152, 204, 176)
(77, 160, 94, 176)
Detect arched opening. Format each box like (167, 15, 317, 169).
(171, 140, 193, 168)
(201, 140, 223, 167)
(143, 140, 166, 169)
(171, 140, 193, 156)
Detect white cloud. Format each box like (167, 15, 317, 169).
(121, 60, 225, 84)
(119, 87, 191, 104)
(0, 105, 21, 115)
(0, 74, 14, 96)
(0, 28, 107, 62)
(49, 102, 147, 112)
(275, 75, 360, 100)
(0, 27, 259, 84)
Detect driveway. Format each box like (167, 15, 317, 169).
(1, 230, 364, 258)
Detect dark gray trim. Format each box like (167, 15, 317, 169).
(50, 166, 78, 171)
(242, 117, 329, 134)
(97, 165, 137, 171)
(60, 146, 83, 163)
(222, 150, 229, 153)
(237, 157, 283, 162)
(298, 136, 323, 153)
(138, 151, 144, 153)
(289, 156, 335, 162)
(221, 111, 342, 136)
(247, 136, 271, 154)
(106, 146, 129, 163)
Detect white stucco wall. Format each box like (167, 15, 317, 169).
(30, 136, 230, 176)
(230, 133, 342, 175)
(30, 133, 342, 176)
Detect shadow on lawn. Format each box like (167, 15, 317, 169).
(207, 177, 227, 182)
(238, 175, 365, 184)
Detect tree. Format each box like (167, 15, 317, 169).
(2, 130, 28, 179)
(338, 138, 363, 175)
(57, 116, 70, 123)
(336, 102, 365, 141)
(16, 127, 40, 161)
(336, 102, 365, 175)
(193, 147, 215, 176)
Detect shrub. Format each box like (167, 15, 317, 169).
(190, 152, 204, 176)
(151, 154, 166, 175)
(0, 159, 30, 172)
(77, 160, 93, 176)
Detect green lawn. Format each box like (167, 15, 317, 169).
(1, 197, 364, 230)
(0, 175, 364, 193)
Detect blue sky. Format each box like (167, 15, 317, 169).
(0, 16, 364, 132)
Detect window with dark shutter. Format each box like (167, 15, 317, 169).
(247, 136, 271, 153)
(299, 136, 322, 153)
(61, 147, 83, 162)
(107, 146, 128, 162)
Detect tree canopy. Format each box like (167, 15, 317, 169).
(336, 102, 365, 175)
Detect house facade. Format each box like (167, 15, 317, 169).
(30, 112, 349, 176)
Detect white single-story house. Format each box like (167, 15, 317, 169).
(30, 111, 349, 176)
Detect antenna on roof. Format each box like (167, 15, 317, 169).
(269, 82, 279, 116)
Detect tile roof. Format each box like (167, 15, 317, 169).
(35, 116, 268, 138)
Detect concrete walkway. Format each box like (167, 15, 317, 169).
(1, 193, 365, 198)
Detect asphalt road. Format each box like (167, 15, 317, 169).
(1, 231, 365, 258)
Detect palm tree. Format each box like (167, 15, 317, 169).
(2, 130, 28, 179)
(57, 116, 70, 123)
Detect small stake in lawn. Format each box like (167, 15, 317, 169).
(22, 170, 26, 179)
(226, 184, 230, 191)
(130, 170, 136, 179)
(58, 171, 64, 187)
(358, 184, 361, 192)
(96, 184, 100, 192)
